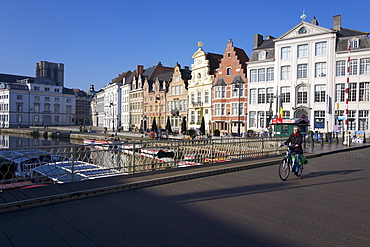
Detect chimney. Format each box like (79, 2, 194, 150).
(333, 15, 341, 31)
(265, 35, 274, 40)
(311, 16, 319, 26)
(184, 66, 189, 70)
(254, 34, 263, 49)
(136, 65, 144, 77)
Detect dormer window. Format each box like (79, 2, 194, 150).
(258, 51, 266, 60)
(349, 38, 359, 49)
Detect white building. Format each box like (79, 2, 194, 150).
(0, 78, 75, 128)
(188, 43, 222, 133)
(247, 14, 370, 134)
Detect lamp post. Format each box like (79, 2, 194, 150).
(233, 80, 244, 137)
(109, 102, 115, 132)
(155, 95, 161, 128)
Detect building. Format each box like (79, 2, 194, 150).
(188, 42, 222, 134)
(166, 63, 191, 134)
(0, 78, 75, 128)
(36, 61, 64, 87)
(212, 39, 249, 136)
(247, 14, 370, 134)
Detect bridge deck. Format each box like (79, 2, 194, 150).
(1, 144, 369, 246)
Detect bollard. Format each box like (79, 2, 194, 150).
(320, 133, 324, 145)
(336, 132, 339, 144)
(329, 132, 332, 144)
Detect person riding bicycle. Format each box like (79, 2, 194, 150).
(281, 126, 303, 176)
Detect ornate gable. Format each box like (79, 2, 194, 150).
(276, 22, 333, 41)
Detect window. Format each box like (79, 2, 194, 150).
(348, 110, 356, 130)
(66, 105, 72, 114)
(314, 111, 325, 129)
(249, 111, 256, 128)
(197, 91, 201, 103)
(44, 103, 50, 112)
(45, 97, 50, 102)
(297, 64, 308, 79)
(54, 115, 59, 123)
(17, 95, 23, 100)
(258, 69, 266, 82)
(266, 88, 274, 102)
(359, 110, 369, 130)
(336, 60, 346, 76)
(191, 93, 195, 103)
(17, 115, 22, 123)
(45, 87, 50, 91)
(267, 67, 274, 81)
(297, 86, 308, 104)
(191, 111, 195, 123)
(250, 69, 257, 82)
(336, 84, 345, 102)
(221, 104, 226, 116)
(54, 89, 60, 92)
(215, 86, 225, 99)
(315, 62, 326, 77)
(205, 91, 209, 103)
(227, 67, 231, 75)
(16, 103, 22, 112)
(280, 87, 290, 103)
(283, 111, 290, 118)
(349, 59, 358, 75)
(215, 104, 221, 116)
(360, 58, 370, 74)
(54, 98, 59, 102)
(66, 99, 71, 103)
(349, 83, 357, 101)
(281, 47, 291, 60)
(259, 51, 266, 60)
(34, 96, 40, 101)
(315, 85, 326, 102)
(349, 38, 359, 49)
(54, 104, 60, 113)
(359, 82, 370, 101)
(258, 111, 265, 128)
(315, 42, 327, 56)
(281, 66, 291, 80)
(34, 86, 40, 90)
(227, 52, 231, 57)
(298, 44, 308, 58)
(258, 88, 266, 104)
(250, 89, 257, 104)
(231, 103, 238, 115)
(34, 103, 40, 112)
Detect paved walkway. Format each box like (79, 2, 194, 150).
(0, 141, 369, 246)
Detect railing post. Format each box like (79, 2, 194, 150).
(71, 146, 76, 182)
(132, 143, 136, 174)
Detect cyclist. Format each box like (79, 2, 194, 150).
(281, 126, 303, 176)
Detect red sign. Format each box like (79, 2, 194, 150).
(301, 114, 306, 119)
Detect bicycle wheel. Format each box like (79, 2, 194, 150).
(279, 158, 290, 181)
(296, 164, 304, 177)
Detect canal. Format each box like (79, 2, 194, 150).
(0, 133, 82, 149)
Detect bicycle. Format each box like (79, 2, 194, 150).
(278, 144, 305, 181)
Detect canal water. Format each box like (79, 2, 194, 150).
(0, 133, 82, 149)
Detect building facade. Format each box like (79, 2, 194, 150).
(188, 42, 222, 134)
(247, 15, 370, 134)
(212, 39, 249, 136)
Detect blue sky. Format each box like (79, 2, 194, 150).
(1, 0, 369, 91)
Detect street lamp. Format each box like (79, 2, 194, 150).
(233, 79, 244, 137)
(155, 95, 161, 128)
(109, 102, 115, 132)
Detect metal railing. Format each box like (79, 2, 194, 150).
(0, 137, 286, 190)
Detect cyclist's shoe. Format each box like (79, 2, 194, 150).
(294, 171, 299, 176)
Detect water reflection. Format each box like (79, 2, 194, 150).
(0, 134, 79, 149)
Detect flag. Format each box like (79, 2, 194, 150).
(279, 106, 283, 119)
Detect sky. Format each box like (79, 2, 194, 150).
(1, 0, 370, 92)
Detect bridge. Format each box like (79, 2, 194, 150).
(0, 143, 369, 246)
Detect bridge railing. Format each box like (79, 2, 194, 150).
(0, 137, 286, 190)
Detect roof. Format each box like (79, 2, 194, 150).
(206, 53, 222, 75)
(154, 71, 173, 82)
(214, 78, 227, 86)
(111, 71, 132, 84)
(0, 73, 34, 83)
(337, 28, 369, 37)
